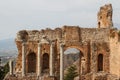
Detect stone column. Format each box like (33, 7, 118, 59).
(9, 60, 13, 75)
(81, 57, 85, 75)
(60, 44, 64, 80)
(50, 43, 54, 76)
(22, 42, 26, 77)
(37, 43, 41, 76)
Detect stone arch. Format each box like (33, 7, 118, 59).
(64, 46, 84, 56)
(98, 54, 103, 71)
(42, 53, 49, 73)
(27, 52, 36, 73)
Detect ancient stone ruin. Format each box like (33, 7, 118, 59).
(5, 4, 120, 80)
(97, 4, 113, 28)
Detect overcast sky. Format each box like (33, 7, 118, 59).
(0, 0, 120, 40)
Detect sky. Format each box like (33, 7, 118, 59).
(0, 0, 120, 40)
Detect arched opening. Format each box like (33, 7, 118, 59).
(98, 54, 103, 71)
(27, 52, 36, 73)
(64, 48, 83, 80)
(42, 53, 49, 73)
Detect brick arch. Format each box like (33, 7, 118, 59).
(64, 46, 84, 57)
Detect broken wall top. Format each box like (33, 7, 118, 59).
(16, 26, 110, 43)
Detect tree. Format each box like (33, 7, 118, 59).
(64, 65, 78, 80)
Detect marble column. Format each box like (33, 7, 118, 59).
(60, 44, 64, 80)
(22, 42, 26, 77)
(50, 43, 54, 76)
(37, 43, 41, 76)
(9, 60, 13, 75)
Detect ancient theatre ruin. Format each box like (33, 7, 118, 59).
(5, 4, 120, 80)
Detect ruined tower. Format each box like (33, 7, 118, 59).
(97, 4, 113, 28)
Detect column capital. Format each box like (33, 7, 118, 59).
(60, 43, 65, 48)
